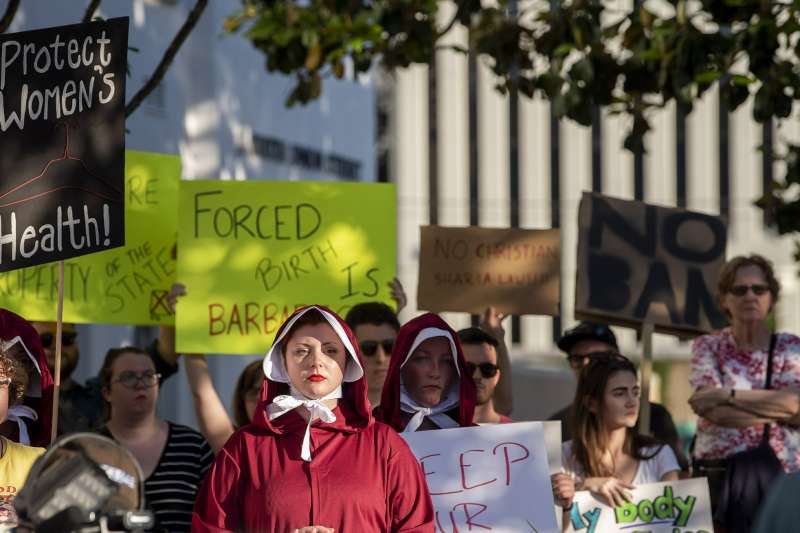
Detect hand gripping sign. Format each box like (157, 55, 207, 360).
(401, 422, 560, 533)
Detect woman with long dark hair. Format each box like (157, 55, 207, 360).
(552, 352, 679, 510)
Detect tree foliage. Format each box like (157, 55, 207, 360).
(229, 0, 800, 254)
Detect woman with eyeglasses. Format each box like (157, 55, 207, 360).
(551, 353, 679, 513)
(689, 254, 800, 530)
(99, 346, 213, 533)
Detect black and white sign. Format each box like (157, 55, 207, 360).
(0, 18, 128, 272)
(575, 192, 728, 336)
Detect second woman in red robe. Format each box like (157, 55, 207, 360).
(375, 312, 476, 432)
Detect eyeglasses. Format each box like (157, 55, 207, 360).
(360, 339, 394, 357)
(729, 284, 770, 297)
(40, 331, 77, 349)
(466, 362, 499, 379)
(111, 371, 161, 389)
(568, 350, 623, 370)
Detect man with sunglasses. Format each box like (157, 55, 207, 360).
(548, 321, 687, 472)
(345, 302, 401, 407)
(32, 320, 180, 436)
(457, 327, 512, 424)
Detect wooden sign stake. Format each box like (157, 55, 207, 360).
(639, 320, 655, 436)
(49, 260, 65, 444)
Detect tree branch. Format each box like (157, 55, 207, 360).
(83, 0, 102, 23)
(437, 11, 460, 39)
(0, 0, 20, 34)
(125, 0, 208, 118)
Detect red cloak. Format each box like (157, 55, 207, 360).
(0, 309, 54, 447)
(192, 305, 434, 533)
(374, 313, 476, 432)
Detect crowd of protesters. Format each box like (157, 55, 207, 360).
(0, 253, 798, 532)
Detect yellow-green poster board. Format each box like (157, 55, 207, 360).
(176, 180, 397, 355)
(0, 150, 179, 325)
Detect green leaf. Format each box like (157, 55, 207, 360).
(305, 44, 322, 71)
(553, 43, 574, 58)
(694, 70, 722, 84)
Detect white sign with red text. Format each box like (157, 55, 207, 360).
(401, 422, 559, 533)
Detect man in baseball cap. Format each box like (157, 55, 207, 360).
(548, 321, 688, 471)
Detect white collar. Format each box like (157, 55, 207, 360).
(266, 385, 343, 461)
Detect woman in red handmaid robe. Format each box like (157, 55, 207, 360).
(192, 305, 434, 533)
(375, 313, 476, 432)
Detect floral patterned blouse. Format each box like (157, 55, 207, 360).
(690, 328, 800, 472)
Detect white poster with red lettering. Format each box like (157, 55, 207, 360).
(401, 422, 559, 533)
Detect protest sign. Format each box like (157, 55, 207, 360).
(575, 192, 728, 336)
(176, 180, 396, 354)
(0, 150, 179, 325)
(417, 226, 560, 315)
(568, 478, 713, 533)
(401, 422, 559, 533)
(0, 18, 129, 272)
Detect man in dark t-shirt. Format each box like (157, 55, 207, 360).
(548, 321, 689, 471)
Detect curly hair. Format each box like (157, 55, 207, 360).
(0, 349, 29, 404)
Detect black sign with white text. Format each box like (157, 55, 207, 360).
(0, 18, 128, 272)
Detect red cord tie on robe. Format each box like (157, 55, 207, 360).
(267, 385, 342, 461)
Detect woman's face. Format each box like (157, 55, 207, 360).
(103, 352, 159, 420)
(283, 322, 348, 399)
(721, 264, 773, 324)
(243, 383, 260, 423)
(401, 336, 456, 408)
(598, 370, 640, 430)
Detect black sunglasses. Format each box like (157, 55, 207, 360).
(729, 284, 769, 297)
(360, 339, 394, 357)
(466, 361, 499, 379)
(40, 331, 77, 349)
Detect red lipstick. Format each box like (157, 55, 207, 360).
(308, 374, 326, 382)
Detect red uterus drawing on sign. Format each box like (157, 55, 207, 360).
(0, 123, 122, 211)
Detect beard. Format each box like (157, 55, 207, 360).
(475, 387, 493, 406)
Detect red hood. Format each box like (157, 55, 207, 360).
(251, 305, 372, 435)
(0, 309, 54, 447)
(375, 313, 475, 432)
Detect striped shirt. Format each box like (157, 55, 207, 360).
(102, 422, 213, 532)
